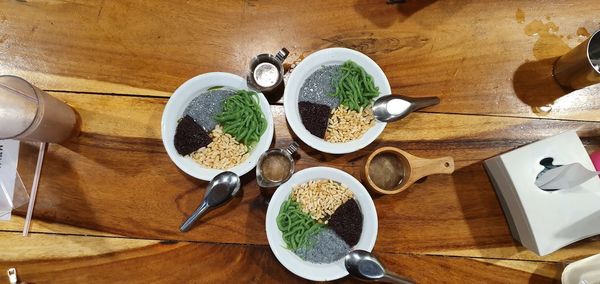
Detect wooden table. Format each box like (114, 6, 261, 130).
(1, 1, 599, 283)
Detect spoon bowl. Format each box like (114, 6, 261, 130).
(373, 95, 440, 122)
(345, 250, 386, 281)
(179, 171, 241, 232)
(204, 171, 242, 206)
(345, 250, 414, 284)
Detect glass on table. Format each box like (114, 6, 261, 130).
(553, 29, 600, 90)
(0, 75, 78, 236)
(0, 75, 78, 143)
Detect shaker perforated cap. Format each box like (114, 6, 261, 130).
(0, 76, 38, 139)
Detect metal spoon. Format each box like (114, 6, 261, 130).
(179, 171, 241, 232)
(372, 95, 440, 122)
(345, 250, 414, 284)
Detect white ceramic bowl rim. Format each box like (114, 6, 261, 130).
(283, 47, 391, 154)
(160, 72, 274, 181)
(265, 167, 378, 281)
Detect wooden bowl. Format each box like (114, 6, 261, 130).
(361, 146, 455, 194)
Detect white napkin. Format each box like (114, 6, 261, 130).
(535, 163, 600, 190)
(0, 140, 20, 220)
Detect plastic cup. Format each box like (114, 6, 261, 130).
(0, 75, 77, 143)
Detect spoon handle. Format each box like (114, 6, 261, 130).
(382, 272, 415, 284)
(408, 96, 440, 112)
(179, 202, 211, 232)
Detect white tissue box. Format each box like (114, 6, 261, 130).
(484, 130, 600, 256)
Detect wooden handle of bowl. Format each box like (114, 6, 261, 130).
(362, 147, 455, 195)
(405, 154, 455, 184)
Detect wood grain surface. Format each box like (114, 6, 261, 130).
(1, 0, 600, 283)
(1, 92, 598, 276)
(0, 233, 561, 284)
(0, 0, 599, 120)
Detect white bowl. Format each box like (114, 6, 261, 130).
(161, 72, 274, 181)
(283, 47, 390, 154)
(265, 167, 378, 281)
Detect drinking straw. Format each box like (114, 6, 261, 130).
(22, 142, 47, 237)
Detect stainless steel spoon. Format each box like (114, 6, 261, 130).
(372, 95, 440, 122)
(179, 171, 241, 232)
(345, 250, 414, 284)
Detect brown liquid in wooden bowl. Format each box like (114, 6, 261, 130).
(368, 152, 405, 190)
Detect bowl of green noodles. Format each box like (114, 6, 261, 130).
(161, 72, 274, 181)
(265, 167, 378, 281)
(283, 47, 391, 154)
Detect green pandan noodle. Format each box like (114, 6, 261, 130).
(214, 90, 267, 146)
(329, 60, 379, 112)
(276, 197, 324, 250)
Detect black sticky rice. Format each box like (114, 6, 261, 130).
(174, 115, 212, 156)
(298, 101, 331, 138)
(328, 199, 363, 247)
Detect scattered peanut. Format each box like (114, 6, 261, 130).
(325, 105, 375, 143)
(190, 125, 249, 169)
(291, 179, 354, 222)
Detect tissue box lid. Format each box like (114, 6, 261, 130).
(498, 131, 600, 255)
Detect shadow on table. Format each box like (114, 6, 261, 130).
(451, 162, 521, 249)
(12, 141, 120, 252)
(15, 142, 89, 225)
(173, 151, 262, 232)
(530, 263, 564, 283)
(352, 0, 439, 28)
(513, 57, 570, 110)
